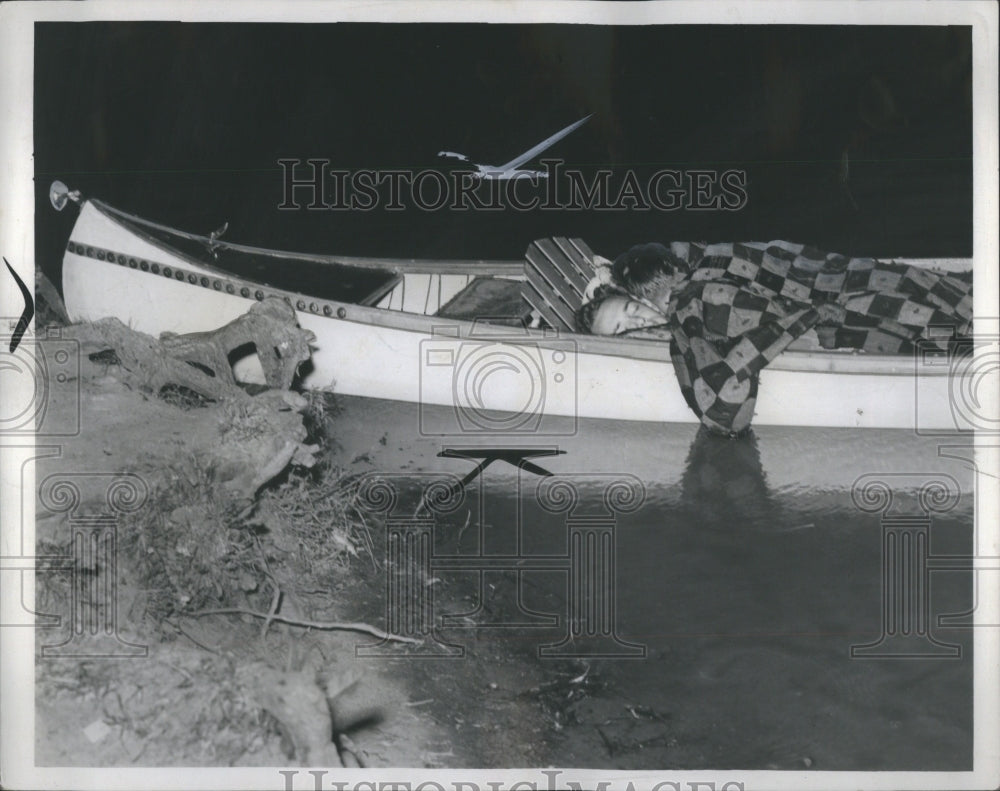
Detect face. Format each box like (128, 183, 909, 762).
(590, 296, 666, 335)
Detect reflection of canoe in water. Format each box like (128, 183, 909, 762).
(55, 184, 980, 431)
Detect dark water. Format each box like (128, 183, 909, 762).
(33, 23, 972, 291)
(330, 396, 975, 770)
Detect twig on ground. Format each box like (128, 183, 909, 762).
(596, 726, 616, 757)
(164, 617, 220, 654)
(357, 513, 378, 571)
(188, 608, 422, 644)
(261, 584, 283, 640)
(156, 660, 195, 684)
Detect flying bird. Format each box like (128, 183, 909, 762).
(438, 114, 592, 180)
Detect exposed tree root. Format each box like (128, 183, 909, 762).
(188, 607, 422, 645)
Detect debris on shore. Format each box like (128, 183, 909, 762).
(32, 300, 413, 767)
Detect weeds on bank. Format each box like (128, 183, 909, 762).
(253, 469, 377, 591)
(109, 388, 370, 625)
(299, 389, 343, 474)
(117, 455, 263, 623)
(36, 384, 370, 633)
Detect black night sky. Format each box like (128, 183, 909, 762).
(34, 23, 973, 285)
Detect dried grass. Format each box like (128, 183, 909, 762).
(252, 468, 377, 595)
(117, 455, 263, 622)
(113, 389, 372, 624)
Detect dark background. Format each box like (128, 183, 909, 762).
(34, 23, 973, 287)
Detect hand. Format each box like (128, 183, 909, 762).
(816, 302, 846, 324)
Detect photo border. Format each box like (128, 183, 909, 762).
(2, 2, 997, 789)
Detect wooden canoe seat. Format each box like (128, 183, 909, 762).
(522, 237, 597, 332)
(436, 276, 534, 327)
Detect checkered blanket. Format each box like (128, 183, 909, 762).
(664, 240, 973, 436)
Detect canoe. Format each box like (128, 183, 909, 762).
(53, 184, 976, 432)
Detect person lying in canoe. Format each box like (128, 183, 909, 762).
(575, 241, 973, 437)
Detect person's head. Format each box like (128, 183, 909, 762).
(575, 290, 666, 335)
(612, 242, 690, 314)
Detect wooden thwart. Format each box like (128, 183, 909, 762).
(523, 237, 598, 332)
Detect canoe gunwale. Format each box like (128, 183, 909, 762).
(70, 198, 962, 379)
(90, 199, 524, 276)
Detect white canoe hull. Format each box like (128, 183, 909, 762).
(61, 199, 980, 433)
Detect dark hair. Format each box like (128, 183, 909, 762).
(575, 284, 621, 334)
(612, 242, 689, 304)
